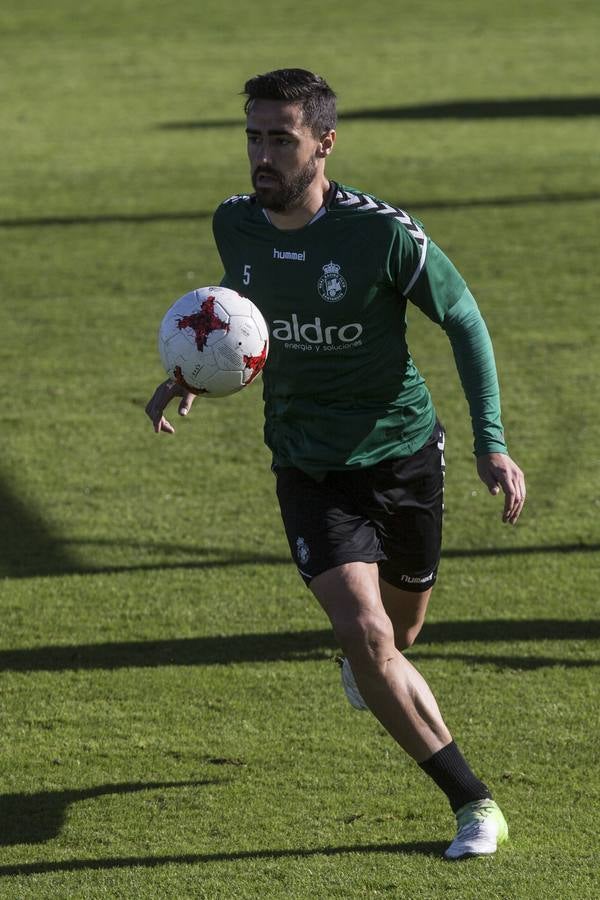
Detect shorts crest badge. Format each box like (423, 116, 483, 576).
(317, 261, 347, 303)
(296, 536, 310, 566)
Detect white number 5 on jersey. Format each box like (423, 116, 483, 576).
(243, 264, 251, 285)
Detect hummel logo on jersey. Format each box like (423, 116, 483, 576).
(273, 248, 306, 261)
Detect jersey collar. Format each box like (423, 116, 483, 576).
(260, 180, 338, 227)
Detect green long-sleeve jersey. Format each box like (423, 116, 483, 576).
(212, 182, 507, 478)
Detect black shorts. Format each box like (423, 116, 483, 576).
(274, 422, 445, 591)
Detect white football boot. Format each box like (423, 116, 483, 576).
(445, 799, 509, 860)
(338, 657, 369, 711)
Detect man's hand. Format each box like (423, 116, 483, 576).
(145, 379, 198, 434)
(476, 452, 526, 525)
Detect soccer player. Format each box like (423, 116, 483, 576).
(146, 68, 526, 860)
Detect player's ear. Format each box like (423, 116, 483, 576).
(317, 130, 336, 158)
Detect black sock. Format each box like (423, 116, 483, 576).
(419, 740, 493, 813)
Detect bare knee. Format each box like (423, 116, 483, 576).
(310, 562, 402, 672)
(334, 612, 396, 672)
(395, 623, 423, 651)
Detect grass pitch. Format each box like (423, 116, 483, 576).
(1, 1, 599, 897)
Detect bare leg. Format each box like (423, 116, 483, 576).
(311, 561, 451, 763)
(379, 578, 432, 650)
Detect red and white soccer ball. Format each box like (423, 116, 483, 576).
(158, 286, 269, 397)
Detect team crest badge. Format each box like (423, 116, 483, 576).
(317, 261, 347, 302)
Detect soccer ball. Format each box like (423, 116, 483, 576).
(158, 286, 269, 397)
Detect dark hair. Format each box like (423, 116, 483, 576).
(243, 68, 337, 136)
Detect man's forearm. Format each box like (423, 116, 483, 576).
(442, 288, 507, 456)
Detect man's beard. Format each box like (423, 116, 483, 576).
(252, 158, 317, 212)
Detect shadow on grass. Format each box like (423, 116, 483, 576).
(159, 95, 600, 129)
(442, 543, 600, 559)
(0, 479, 292, 578)
(0, 485, 81, 578)
(411, 650, 600, 670)
(10, 539, 596, 578)
(0, 475, 597, 582)
(2, 549, 293, 579)
(0, 620, 598, 673)
(0, 840, 447, 876)
(0, 780, 220, 847)
(1, 95, 599, 231)
(2, 191, 599, 230)
(340, 96, 600, 120)
(0, 209, 213, 228)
